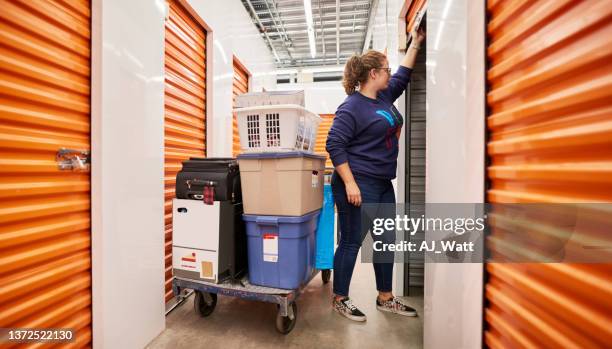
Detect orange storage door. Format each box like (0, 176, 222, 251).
(0, 0, 92, 346)
(232, 57, 249, 158)
(405, 0, 426, 34)
(164, 0, 206, 302)
(485, 0, 612, 347)
(315, 114, 334, 169)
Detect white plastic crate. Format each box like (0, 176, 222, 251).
(235, 104, 322, 153)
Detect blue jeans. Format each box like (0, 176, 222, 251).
(331, 171, 395, 297)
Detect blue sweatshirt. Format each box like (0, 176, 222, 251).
(326, 66, 412, 180)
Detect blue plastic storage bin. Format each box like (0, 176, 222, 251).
(243, 210, 320, 289)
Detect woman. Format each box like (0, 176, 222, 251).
(325, 27, 425, 322)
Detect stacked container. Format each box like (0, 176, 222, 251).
(235, 91, 325, 289)
(172, 158, 247, 284)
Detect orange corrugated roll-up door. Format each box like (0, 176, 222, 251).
(232, 57, 249, 158)
(315, 114, 334, 169)
(405, 0, 426, 34)
(485, 0, 612, 348)
(0, 0, 92, 346)
(164, 0, 206, 303)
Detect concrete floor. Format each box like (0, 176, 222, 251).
(148, 261, 423, 349)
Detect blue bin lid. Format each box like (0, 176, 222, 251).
(243, 209, 321, 224)
(237, 151, 325, 161)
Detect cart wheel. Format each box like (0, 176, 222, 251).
(194, 291, 217, 317)
(321, 269, 331, 284)
(275, 302, 297, 334)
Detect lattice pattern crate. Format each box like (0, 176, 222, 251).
(235, 104, 321, 153)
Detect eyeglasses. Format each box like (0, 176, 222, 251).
(375, 67, 392, 74)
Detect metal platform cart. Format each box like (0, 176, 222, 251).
(172, 269, 331, 334)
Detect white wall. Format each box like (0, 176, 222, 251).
(91, 0, 166, 348)
(277, 80, 347, 114)
(372, 0, 402, 69)
(188, 0, 277, 157)
(91, 1, 277, 348)
(424, 0, 485, 348)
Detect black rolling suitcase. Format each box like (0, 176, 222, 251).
(175, 158, 242, 202)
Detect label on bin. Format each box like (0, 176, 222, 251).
(263, 233, 278, 263)
(312, 171, 318, 188)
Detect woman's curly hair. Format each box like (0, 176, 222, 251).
(342, 50, 387, 95)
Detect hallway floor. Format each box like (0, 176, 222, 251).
(148, 261, 423, 349)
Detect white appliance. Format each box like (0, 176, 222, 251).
(172, 198, 246, 283)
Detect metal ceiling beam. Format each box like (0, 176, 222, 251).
(288, 54, 359, 61)
(245, 0, 282, 63)
(262, 0, 289, 42)
(336, 0, 340, 64)
(241, 0, 375, 68)
(281, 26, 367, 36)
(291, 46, 363, 53)
(261, 0, 294, 60)
(290, 42, 364, 48)
(318, 0, 326, 59)
(267, 29, 365, 42)
(352, 0, 357, 32)
(284, 42, 363, 51)
(274, 3, 367, 8)
(285, 37, 365, 44)
(278, 54, 354, 61)
(291, 45, 363, 52)
(262, 18, 367, 30)
(279, 32, 367, 43)
(272, 46, 361, 54)
(278, 56, 354, 65)
(269, 2, 370, 13)
(361, 0, 379, 53)
(280, 32, 366, 40)
(259, 0, 344, 5)
(291, 41, 363, 49)
(257, 12, 369, 24)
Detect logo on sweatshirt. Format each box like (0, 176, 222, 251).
(376, 109, 401, 149)
(375, 110, 395, 126)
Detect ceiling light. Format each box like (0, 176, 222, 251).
(304, 0, 316, 58)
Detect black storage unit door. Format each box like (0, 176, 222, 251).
(404, 42, 426, 295)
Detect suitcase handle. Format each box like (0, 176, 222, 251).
(186, 179, 216, 189)
(188, 157, 236, 162)
(256, 216, 279, 226)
